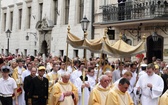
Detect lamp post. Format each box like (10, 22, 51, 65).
(26, 32, 37, 41)
(80, 16, 90, 60)
(152, 32, 159, 42)
(5, 29, 11, 56)
(80, 16, 89, 105)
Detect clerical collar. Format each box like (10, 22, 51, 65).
(99, 84, 107, 89)
(52, 70, 57, 74)
(58, 79, 69, 85)
(116, 86, 125, 95)
(18, 66, 22, 69)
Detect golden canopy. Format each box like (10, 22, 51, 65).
(66, 29, 146, 58)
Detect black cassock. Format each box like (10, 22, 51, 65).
(23, 75, 34, 105)
(29, 76, 49, 105)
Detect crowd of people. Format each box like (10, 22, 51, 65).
(0, 54, 168, 105)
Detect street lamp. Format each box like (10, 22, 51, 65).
(152, 32, 159, 42)
(80, 16, 90, 34)
(5, 29, 11, 56)
(26, 32, 38, 41)
(80, 16, 90, 61)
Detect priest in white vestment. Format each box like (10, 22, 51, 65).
(74, 70, 90, 105)
(87, 67, 96, 91)
(70, 63, 85, 84)
(135, 63, 164, 105)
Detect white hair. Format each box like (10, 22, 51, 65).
(99, 75, 108, 81)
(104, 70, 112, 75)
(61, 71, 70, 77)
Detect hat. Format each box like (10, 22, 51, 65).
(38, 66, 46, 71)
(141, 64, 147, 67)
(1, 66, 10, 72)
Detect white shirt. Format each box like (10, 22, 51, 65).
(135, 73, 164, 105)
(94, 68, 102, 80)
(74, 76, 90, 105)
(70, 70, 82, 84)
(0, 77, 17, 94)
(46, 62, 52, 73)
(67, 66, 72, 73)
(112, 69, 127, 82)
(139, 71, 146, 77)
(21, 69, 31, 82)
(130, 71, 137, 92)
(57, 69, 66, 76)
(87, 75, 96, 91)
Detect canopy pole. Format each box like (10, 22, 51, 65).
(65, 43, 69, 71)
(66, 25, 70, 71)
(96, 28, 108, 82)
(96, 53, 102, 83)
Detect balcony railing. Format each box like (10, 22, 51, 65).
(100, 1, 168, 22)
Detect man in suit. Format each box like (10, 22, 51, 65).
(28, 66, 49, 105)
(23, 67, 37, 105)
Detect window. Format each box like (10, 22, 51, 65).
(16, 49, 19, 55)
(24, 49, 27, 57)
(10, 11, 13, 30)
(19, 9, 22, 29)
(65, 0, 70, 24)
(79, 0, 84, 22)
(34, 50, 37, 56)
(74, 50, 78, 58)
(28, 7, 31, 29)
(39, 3, 43, 20)
(107, 29, 115, 40)
(5, 49, 8, 55)
(1, 49, 4, 55)
(53, 0, 58, 25)
(59, 50, 64, 57)
(4, 13, 6, 31)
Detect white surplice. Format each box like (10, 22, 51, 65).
(135, 73, 164, 105)
(74, 77, 90, 105)
(70, 70, 82, 84)
(87, 75, 96, 91)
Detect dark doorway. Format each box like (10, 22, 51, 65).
(147, 35, 163, 63)
(41, 40, 48, 57)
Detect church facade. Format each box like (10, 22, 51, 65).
(0, 0, 93, 59)
(94, 0, 168, 62)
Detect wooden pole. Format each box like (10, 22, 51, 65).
(65, 43, 69, 71)
(96, 28, 108, 82)
(66, 25, 70, 71)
